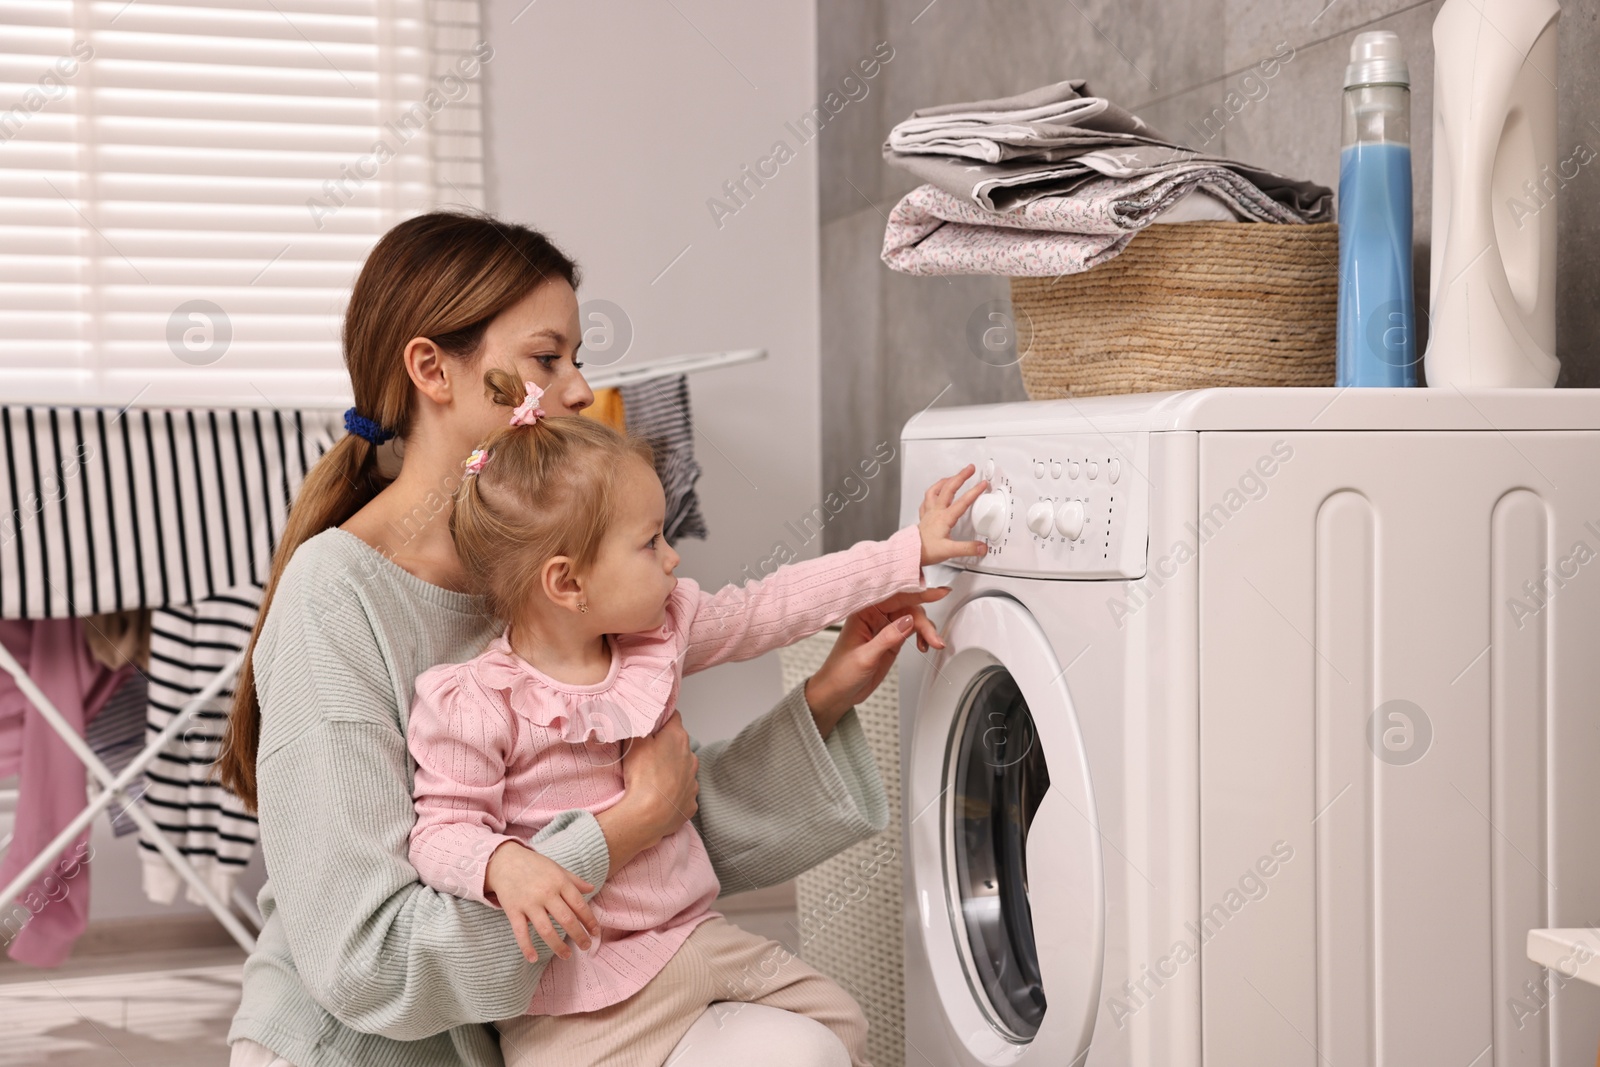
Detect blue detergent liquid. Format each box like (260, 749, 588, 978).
(1336, 141, 1416, 386)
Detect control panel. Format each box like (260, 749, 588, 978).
(905, 431, 1149, 580)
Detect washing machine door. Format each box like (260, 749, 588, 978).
(907, 595, 1103, 1065)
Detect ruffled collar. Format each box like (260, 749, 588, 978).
(469, 621, 685, 744)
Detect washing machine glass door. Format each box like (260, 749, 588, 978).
(951, 666, 1050, 1039)
(908, 594, 1102, 1064)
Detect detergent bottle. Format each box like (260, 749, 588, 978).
(1424, 0, 1561, 387)
(1336, 31, 1416, 386)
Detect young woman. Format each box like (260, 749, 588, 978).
(218, 212, 948, 1067)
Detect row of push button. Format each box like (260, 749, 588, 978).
(1031, 458, 1121, 484)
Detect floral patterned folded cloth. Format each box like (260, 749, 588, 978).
(882, 164, 1320, 277)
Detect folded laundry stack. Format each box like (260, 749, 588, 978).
(880, 79, 1333, 277)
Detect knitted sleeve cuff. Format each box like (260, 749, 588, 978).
(528, 808, 612, 895)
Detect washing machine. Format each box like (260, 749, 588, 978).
(898, 387, 1600, 1067)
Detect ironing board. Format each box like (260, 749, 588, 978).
(0, 403, 344, 954)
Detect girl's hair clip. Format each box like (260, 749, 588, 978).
(464, 448, 491, 475)
(510, 381, 546, 427)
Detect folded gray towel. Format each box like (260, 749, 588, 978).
(887, 78, 1167, 162)
(884, 79, 1332, 220)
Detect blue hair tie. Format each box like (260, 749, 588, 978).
(344, 407, 395, 445)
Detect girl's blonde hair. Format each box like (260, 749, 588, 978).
(451, 368, 655, 624)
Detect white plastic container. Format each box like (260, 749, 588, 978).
(1425, 0, 1560, 388)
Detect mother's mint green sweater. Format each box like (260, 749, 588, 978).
(227, 529, 889, 1067)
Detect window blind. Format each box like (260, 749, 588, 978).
(0, 0, 485, 408)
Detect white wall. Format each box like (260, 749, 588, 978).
(482, 0, 823, 741)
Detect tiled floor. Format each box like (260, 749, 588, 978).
(0, 947, 246, 1067)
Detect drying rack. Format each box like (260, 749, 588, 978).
(0, 346, 766, 958)
(585, 346, 765, 390)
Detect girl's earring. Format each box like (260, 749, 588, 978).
(579, 602, 588, 614)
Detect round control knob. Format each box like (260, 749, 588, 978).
(1108, 458, 1121, 484)
(1067, 460, 1080, 479)
(1049, 460, 1062, 479)
(1025, 500, 1055, 538)
(972, 490, 1011, 541)
(1087, 461, 1099, 480)
(1054, 498, 1086, 541)
(1033, 461, 1045, 479)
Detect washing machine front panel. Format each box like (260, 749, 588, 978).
(905, 594, 1104, 1066)
(895, 430, 1151, 581)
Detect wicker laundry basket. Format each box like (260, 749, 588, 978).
(779, 630, 905, 1067)
(1011, 220, 1338, 398)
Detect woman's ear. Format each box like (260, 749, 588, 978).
(541, 556, 587, 615)
(403, 336, 453, 407)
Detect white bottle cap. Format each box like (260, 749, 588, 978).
(1345, 30, 1409, 88)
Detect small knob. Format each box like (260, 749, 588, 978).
(1054, 499, 1085, 541)
(1025, 500, 1055, 538)
(1108, 458, 1121, 484)
(1067, 461, 1080, 479)
(1087, 461, 1099, 480)
(1033, 461, 1045, 479)
(1049, 461, 1062, 479)
(972, 490, 1011, 540)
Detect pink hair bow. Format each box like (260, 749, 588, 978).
(464, 448, 491, 475)
(510, 382, 546, 427)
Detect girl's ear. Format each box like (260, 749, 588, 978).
(541, 556, 587, 615)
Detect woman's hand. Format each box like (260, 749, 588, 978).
(482, 842, 599, 962)
(804, 587, 951, 738)
(918, 464, 989, 566)
(594, 712, 699, 875)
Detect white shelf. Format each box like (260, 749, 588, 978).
(1527, 928, 1600, 986)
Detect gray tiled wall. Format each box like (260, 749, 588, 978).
(820, 0, 1600, 549)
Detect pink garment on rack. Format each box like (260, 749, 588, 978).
(0, 619, 130, 967)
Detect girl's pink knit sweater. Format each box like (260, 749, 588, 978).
(406, 525, 923, 1014)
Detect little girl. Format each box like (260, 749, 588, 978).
(406, 371, 987, 1067)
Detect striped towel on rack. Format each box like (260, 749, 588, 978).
(0, 405, 341, 621)
(140, 588, 262, 905)
(619, 375, 708, 542)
